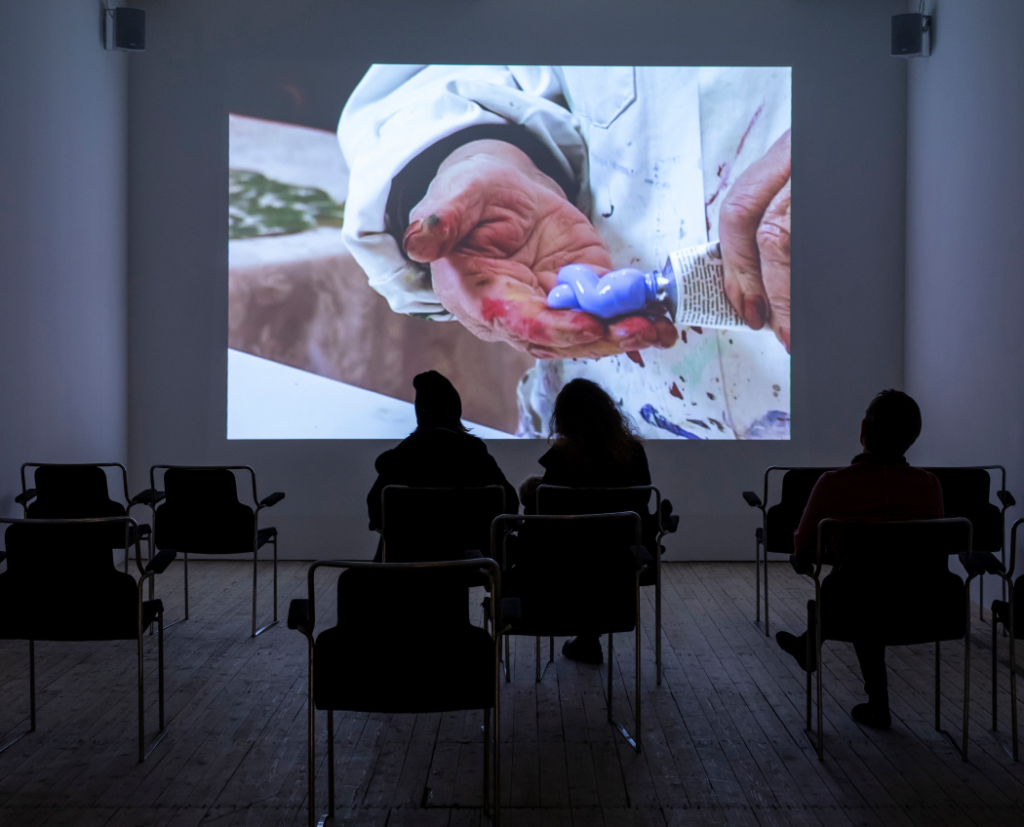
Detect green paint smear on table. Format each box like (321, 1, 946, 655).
(229, 169, 345, 240)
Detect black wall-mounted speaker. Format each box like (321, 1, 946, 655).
(891, 13, 930, 58)
(105, 8, 146, 52)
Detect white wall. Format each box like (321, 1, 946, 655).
(906, 0, 1024, 599)
(0, 2, 128, 516)
(126, 0, 910, 560)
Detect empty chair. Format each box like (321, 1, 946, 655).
(536, 484, 677, 685)
(494, 511, 646, 751)
(743, 467, 835, 635)
(990, 517, 1023, 760)
(0, 516, 175, 762)
(288, 558, 502, 827)
(924, 466, 1015, 620)
(803, 518, 973, 761)
(145, 466, 284, 636)
(17, 463, 154, 574)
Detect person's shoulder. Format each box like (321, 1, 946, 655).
(538, 444, 561, 469)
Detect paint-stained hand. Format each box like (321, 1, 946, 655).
(719, 129, 791, 352)
(403, 140, 678, 359)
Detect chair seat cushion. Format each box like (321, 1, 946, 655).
(313, 623, 495, 713)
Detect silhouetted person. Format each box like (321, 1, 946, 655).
(521, 378, 653, 665)
(776, 389, 943, 729)
(367, 371, 519, 558)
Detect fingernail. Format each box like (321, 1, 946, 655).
(403, 220, 421, 246)
(744, 295, 767, 329)
(424, 213, 440, 230)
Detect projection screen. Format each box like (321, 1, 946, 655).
(228, 64, 791, 440)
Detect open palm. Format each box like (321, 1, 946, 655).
(403, 141, 677, 359)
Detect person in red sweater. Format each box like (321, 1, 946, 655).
(776, 389, 943, 729)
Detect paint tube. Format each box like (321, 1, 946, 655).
(652, 240, 745, 329)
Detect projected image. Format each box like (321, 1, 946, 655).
(228, 65, 791, 439)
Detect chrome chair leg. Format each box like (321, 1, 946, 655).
(1010, 602, 1019, 761)
(755, 534, 761, 624)
(764, 552, 770, 637)
(138, 624, 146, 763)
(253, 543, 279, 637)
(308, 653, 319, 827)
(0, 640, 36, 754)
(605, 631, 640, 752)
(327, 708, 335, 818)
(504, 635, 511, 683)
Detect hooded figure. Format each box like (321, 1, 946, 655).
(366, 371, 519, 538)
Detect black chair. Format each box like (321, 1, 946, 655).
(288, 558, 502, 827)
(536, 484, 677, 686)
(380, 484, 509, 563)
(925, 467, 1015, 621)
(990, 517, 1023, 761)
(17, 463, 154, 575)
(803, 518, 973, 762)
(743, 467, 835, 636)
(743, 464, 1014, 636)
(0, 516, 175, 762)
(493, 512, 646, 751)
(144, 466, 285, 637)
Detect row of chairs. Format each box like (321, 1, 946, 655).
(289, 483, 670, 827)
(743, 466, 1022, 763)
(13, 463, 285, 636)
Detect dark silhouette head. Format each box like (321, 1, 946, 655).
(413, 371, 466, 432)
(861, 389, 922, 458)
(550, 378, 641, 462)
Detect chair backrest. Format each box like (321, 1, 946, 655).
(0, 518, 138, 641)
(501, 512, 642, 635)
(923, 467, 1003, 551)
(381, 485, 507, 563)
(817, 518, 970, 645)
(536, 484, 657, 548)
(25, 465, 129, 548)
(155, 468, 254, 554)
(334, 563, 478, 634)
(764, 468, 833, 554)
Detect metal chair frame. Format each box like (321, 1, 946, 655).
(536, 484, 669, 686)
(803, 517, 974, 762)
(17, 462, 155, 578)
(990, 517, 1022, 761)
(145, 465, 283, 637)
(291, 558, 503, 827)
(744, 464, 1012, 636)
(0, 516, 169, 763)
(491, 512, 645, 752)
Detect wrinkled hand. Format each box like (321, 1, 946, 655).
(719, 129, 791, 352)
(403, 140, 677, 359)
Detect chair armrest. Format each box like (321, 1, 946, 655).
(131, 488, 165, 506)
(260, 491, 286, 508)
(998, 489, 1016, 508)
(14, 488, 36, 506)
(742, 491, 763, 508)
(959, 550, 1006, 576)
(288, 599, 310, 632)
(145, 549, 177, 574)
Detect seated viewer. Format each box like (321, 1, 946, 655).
(775, 389, 943, 729)
(366, 371, 519, 550)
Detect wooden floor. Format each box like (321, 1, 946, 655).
(1, 560, 1023, 826)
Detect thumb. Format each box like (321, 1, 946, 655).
(403, 161, 490, 263)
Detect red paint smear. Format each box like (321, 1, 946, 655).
(480, 298, 508, 324)
(669, 383, 683, 399)
(736, 103, 765, 156)
(704, 102, 766, 208)
(626, 351, 645, 368)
